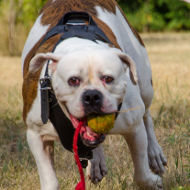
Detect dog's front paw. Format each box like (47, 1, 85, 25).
(86, 146, 107, 184)
(135, 173, 163, 190)
(148, 141, 167, 175)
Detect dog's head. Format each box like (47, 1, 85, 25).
(30, 42, 137, 147)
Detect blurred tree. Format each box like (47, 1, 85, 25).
(0, 0, 23, 55)
(117, 0, 144, 12)
(0, 0, 190, 38)
(17, 0, 47, 26)
(117, 0, 190, 31)
(163, 0, 190, 30)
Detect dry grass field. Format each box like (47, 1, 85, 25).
(0, 33, 189, 190)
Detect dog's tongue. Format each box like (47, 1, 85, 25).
(70, 115, 101, 142)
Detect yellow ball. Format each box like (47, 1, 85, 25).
(87, 114, 115, 134)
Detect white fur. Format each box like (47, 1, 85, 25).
(95, 6, 142, 56)
(123, 123, 163, 189)
(24, 4, 167, 190)
(95, 6, 151, 68)
(21, 14, 50, 73)
(27, 129, 59, 190)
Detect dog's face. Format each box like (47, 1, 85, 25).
(30, 45, 137, 147)
(54, 48, 127, 117)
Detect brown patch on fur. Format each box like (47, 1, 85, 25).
(130, 26, 145, 47)
(23, 68, 42, 122)
(40, 0, 143, 46)
(42, 137, 55, 166)
(41, 0, 116, 26)
(119, 54, 138, 85)
(23, 40, 44, 77)
(23, 34, 61, 76)
(40, 0, 120, 48)
(22, 34, 61, 122)
(92, 16, 120, 49)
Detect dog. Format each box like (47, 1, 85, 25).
(22, 0, 167, 189)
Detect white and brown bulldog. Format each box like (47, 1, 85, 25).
(22, 0, 167, 189)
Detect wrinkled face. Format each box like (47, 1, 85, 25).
(50, 48, 128, 146)
(53, 49, 127, 118)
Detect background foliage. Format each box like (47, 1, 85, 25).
(118, 0, 190, 31)
(0, 0, 189, 55)
(0, 0, 189, 31)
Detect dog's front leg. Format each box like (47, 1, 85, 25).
(27, 129, 59, 190)
(86, 145, 107, 184)
(124, 121, 163, 190)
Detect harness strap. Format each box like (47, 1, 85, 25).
(40, 65, 51, 124)
(49, 92, 93, 160)
(40, 12, 112, 47)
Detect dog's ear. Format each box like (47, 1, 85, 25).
(118, 53, 138, 85)
(29, 53, 60, 73)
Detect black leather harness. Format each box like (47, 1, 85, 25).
(39, 12, 121, 168)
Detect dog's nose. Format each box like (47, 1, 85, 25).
(82, 90, 103, 111)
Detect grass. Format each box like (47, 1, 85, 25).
(0, 33, 190, 190)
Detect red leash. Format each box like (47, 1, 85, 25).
(73, 121, 86, 190)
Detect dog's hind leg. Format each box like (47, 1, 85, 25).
(124, 121, 163, 190)
(143, 110, 167, 175)
(140, 82, 167, 175)
(27, 129, 59, 190)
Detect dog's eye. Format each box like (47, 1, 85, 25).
(68, 77, 81, 87)
(101, 75, 114, 84)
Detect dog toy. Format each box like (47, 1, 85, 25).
(87, 114, 115, 134)
(73, 121, 86, 190)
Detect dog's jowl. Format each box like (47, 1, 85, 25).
(22, 0, 167, 189)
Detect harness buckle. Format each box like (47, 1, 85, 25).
(40, 76, 51, 83)
(40, 76, 52, 91)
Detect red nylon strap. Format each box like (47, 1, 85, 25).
(73, 121, 86, 190)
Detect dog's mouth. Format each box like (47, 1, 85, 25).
(70, 114, 106, 147)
